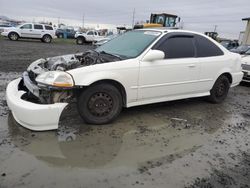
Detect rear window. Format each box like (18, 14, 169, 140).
(195, 35, 224, 57)
(34, 24, 43, 30)
(45, 26, 53, 30)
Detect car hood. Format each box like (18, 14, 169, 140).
(27, 50, 122, 77)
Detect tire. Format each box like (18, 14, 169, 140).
(77, 84, 123, 125)
(208, 75, 230, 103)
(8, 32, 19, 41)
(42, 35, 52, 43)
(76, 37, 85, 45)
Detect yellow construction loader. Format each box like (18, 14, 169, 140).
(134, 13, 180, 29)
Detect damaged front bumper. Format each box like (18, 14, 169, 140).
(6, 78, 68, 131)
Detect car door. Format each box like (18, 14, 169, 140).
(33, 24, 44, 38)
(94, 31, 102, 41)
(86, 31, 94, 41)
(138, 33, 201, 100)
(194, 34, 225, 91)
(19, 24, 33, 38)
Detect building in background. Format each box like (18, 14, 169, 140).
(238, 31, 245, 45)
(242, 17, 250, 45)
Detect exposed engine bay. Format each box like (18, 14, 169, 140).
(27, 50, 121, 76)
(21, 50, 121, 104)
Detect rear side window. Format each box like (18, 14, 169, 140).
(45, 26, 53, 30)
(195, 35, 224, 57)
(34, 24, 43, 30)
(155, 36, 195, 59)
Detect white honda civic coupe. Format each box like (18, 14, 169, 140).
(6, 28, 243, 131)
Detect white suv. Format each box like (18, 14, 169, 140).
(1, 23, 56, 43)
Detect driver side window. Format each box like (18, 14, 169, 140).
(87, 31, 94, 35)
(20, 24, 32, 29)
(154, 35, 196, 59)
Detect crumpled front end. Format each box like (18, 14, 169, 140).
(6, 78, 68, 131)
(6, 50, 121, 131)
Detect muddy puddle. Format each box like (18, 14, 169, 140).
(0, 72, 250, 188)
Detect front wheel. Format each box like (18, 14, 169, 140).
(8, 32, 19, 41)
(77, 84, 122, 125)
(208, 75, 230, 103)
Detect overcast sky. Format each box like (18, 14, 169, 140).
(0, 0, 250, 38)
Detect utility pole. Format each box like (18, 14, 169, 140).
(132, 8, 135, 28)
(58, 17, 60, 27)
(82, 13, 85, 29)
(214, 25, 218, 32)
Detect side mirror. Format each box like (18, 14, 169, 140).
(142, 50, 165, 62)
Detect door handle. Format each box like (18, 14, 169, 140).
(188, 64, 196, 68)
(30, 30, 33, 31)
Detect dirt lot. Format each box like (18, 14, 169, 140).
(0, 38, 250, 188)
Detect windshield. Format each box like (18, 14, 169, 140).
(15, 24, 22, 28)
(96, 30, 161, 58)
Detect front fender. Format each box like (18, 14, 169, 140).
(67, 59, 140, 104)
(71, 71, 125, 86)
(8, 30, 20, 36)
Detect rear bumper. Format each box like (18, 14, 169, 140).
(231, 72, 244, 87)
(6, 78, 68, 131)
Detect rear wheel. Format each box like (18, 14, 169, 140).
(77, 84, 122, 124)
(208, 75, 230, 103)
(8, 32, 19, 41)
(42, 35, 52, 43)
(76, 37, 85, 45)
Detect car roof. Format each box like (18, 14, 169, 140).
(21, 23, 53, 27)
(138, 27, 206, 36)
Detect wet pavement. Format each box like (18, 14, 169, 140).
(0, 39, 250, 188)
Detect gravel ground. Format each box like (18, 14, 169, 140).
(0, 38, 250, 188)
(0, 37, 93, 72)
